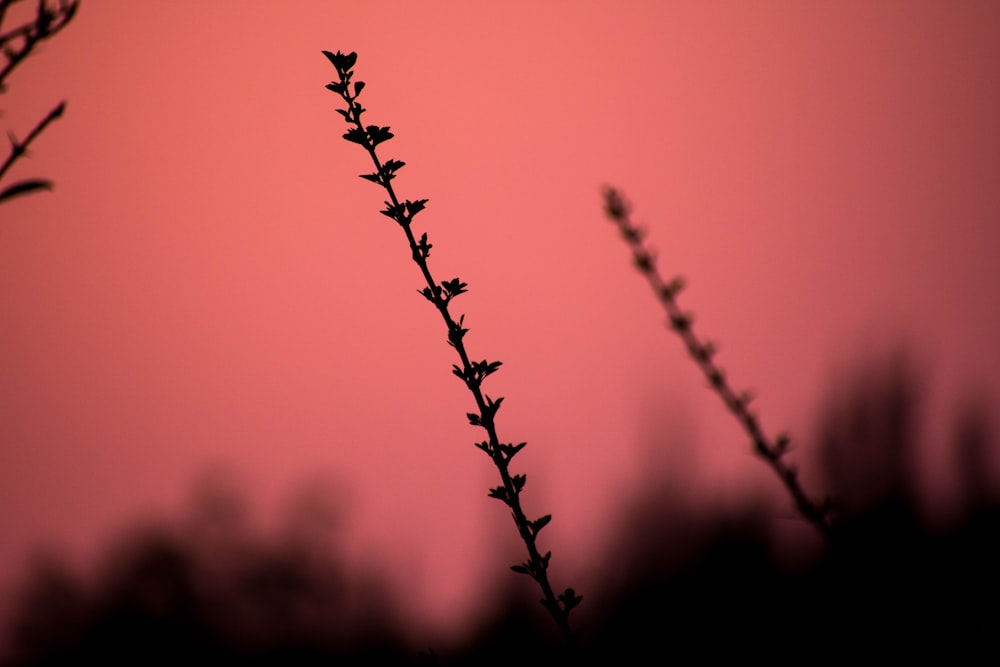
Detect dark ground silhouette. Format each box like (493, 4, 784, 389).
(4, 354, 998, 664)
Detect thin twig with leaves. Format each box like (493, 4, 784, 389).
(0, 0, 78, 204)
(322, 50, 581, 643)
(0, 100, 61, 202)
(602, 186, 833, 538)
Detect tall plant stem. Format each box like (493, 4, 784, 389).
(322, 50, 580, 643)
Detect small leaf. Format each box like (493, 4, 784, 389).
(603, 186, 627, 219)
(688, 340, 718, 363)
(367, 125, 394, 147)
(321, 50, 341, 68)
(359, 172, 381, 184)
(669, 313, 691, 332)
(354, 81, 365, 96)
(447, 319, 468, 347)
(488, 486, 508, 503)
(343, 127, 368, 145)
(467, 412, 482, 427)
(633, 250, 653, 272)
(323, 50, 357, 73)
(381, 202, 405, 219)
(691, 342, 714, 363)
(383, 159, 405, 174)
(512, 474, 526, 492)
(559, 588, 583, 610)
(416, 232, 433, 259)
(0, 179, 53, 203)
(326, 81, 348, 95)
(774, 433, 791, 456)
(483, 395, 504, 420)
(621, 225, 643, 243)
(510, 564, 531, 575)
(441, 279, 469, 300)
(530, 514, 552, 535)
(405, 199, 428, 217)
(500, 442, 527, 460)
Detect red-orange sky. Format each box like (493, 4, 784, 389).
(2, 0, 999, 645)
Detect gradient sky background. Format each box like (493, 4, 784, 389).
(2, 0, 999, 645)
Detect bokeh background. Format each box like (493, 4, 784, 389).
(2, 0, 999, 656)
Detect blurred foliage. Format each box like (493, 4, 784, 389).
(4, 354, 998, 664)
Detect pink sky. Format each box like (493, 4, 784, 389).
(2, 0, 999, 644)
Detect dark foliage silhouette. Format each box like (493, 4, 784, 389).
(3, 482, 412, 666)
(580, 355, 1000, 661)
(5, 360, 997, 663)
(816, 350, 920, 518)
(0, 0, 78, 205)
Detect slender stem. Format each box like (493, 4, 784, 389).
(0, 101, 63, 183)
(324, 52, 577, 642)
(603, 187, 832, 538)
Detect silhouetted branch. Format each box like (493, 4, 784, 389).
(322, 50, 580, 644)
(0, 100, 61, 201)
(0, 0, 78, 206)
(0, 0, 79, 90)
(602, 186, 832, 538)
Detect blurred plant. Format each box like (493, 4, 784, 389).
(321, 51, 580, 643)
(0, 0, 78, 205)
(602, 186, 833, 537)
(9, 386, 997, 664)
(4, 485, 413, 665)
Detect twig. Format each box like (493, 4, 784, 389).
(0, 100, 62, 198)
(0, 0, 79, 91)
(602, 186, 832, 538)
(322, 50, 581, 643)
(0, 0, 79, 205)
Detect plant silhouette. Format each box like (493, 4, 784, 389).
(0, 0, 79, 205)
(5, 362, 998, 663)
(3, 482, 413, 665)
(321, 50, 580, 643)
(602, 186, 833, 537)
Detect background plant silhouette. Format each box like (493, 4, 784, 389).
(602, 186, 832, 537)
(5, 361, 998, 663)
